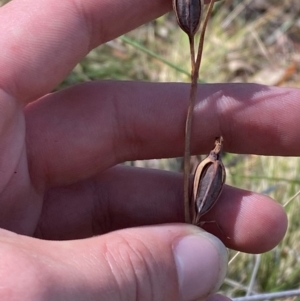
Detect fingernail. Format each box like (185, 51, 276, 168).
(173, 230, 228, 301)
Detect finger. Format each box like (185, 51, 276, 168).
(2, 225, 228, 301)
(0, 0, 171, 102)
(203, 184, 288, 253)
(35, 165, 287, 254)
(25, 81, 300, 187)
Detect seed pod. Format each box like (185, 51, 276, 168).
(173, 0, 204, 37)
(192, 137, 226, 226)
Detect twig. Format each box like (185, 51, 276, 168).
(246, 254, 261, 296)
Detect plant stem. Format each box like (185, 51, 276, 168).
(188, 35, 196, 70)
(183, 0, 216, 224)
(195, 0, 216, 73)
(183, 64, 198, 223)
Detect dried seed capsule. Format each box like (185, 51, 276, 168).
(173, 0, 203, 37)
(192, 137, 226, 226)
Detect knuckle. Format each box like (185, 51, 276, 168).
(102, 232, 177, 301)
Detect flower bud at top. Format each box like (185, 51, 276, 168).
(173, 0, 203, 37)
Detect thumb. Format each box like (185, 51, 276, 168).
(56, 224, 228, 301)
(6, 225, 228, 301)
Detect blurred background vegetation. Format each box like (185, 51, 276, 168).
(1, 0, 300, 299)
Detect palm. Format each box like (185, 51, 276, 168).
(0, 100, 41, 234)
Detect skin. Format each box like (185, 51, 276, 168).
(0, 0, 294, 300)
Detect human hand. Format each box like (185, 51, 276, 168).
(0, 0, 293, 300)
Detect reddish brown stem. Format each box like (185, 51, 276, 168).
(183, 0, 216, 223)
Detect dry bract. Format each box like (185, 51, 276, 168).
(192, 137, 226, 225)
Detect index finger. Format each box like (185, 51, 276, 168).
(0, 0, 171, 103)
